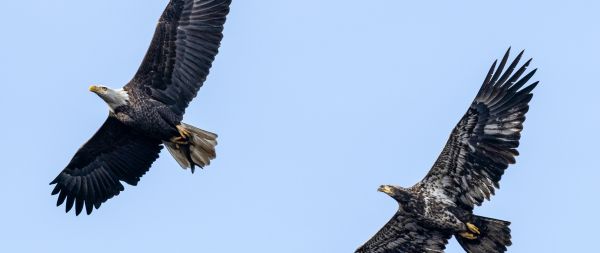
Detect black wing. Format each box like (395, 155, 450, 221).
(418, 49, 538, 210)
(126, 0, 231, 115)
(356, 208, 451, 253)
(50, 117, 162, 215)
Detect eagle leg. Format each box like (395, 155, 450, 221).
(458, 222, 480, 240)
(170, 125, 192, 146)
(459, 231, 478, 240)
(176, 125, 192, 140)
(170, 136, 188, 145)
(466, 222, 480, 235)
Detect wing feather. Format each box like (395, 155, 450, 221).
(356, 208, 450, 253)
(50, 117, 162, 215)
(418, 49, 538, 210)
(126, 0, 232, 115)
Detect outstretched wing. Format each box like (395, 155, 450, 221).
(50, 117, 162, 215)
(356, 208, 451, 253)
(418, 49, 538, 210)
(126, 0, 232, 115)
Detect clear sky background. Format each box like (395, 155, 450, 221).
(0, 1, 598, 252)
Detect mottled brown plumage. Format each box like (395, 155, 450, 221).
(356, 49, 538, 253)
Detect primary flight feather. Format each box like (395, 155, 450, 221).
(50, 0, 232, 215)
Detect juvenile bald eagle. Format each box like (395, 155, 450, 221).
(50, 0, 232, 215)
(356, 49, 538, 253)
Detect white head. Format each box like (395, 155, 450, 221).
(89, 85, 130, 111)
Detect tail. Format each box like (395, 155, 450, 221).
(164, 123, 218, 173)
(455, 215, 512, 253)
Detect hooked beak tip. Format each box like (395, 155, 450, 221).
(378, 185, 392, 194)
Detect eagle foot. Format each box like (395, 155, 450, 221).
(171, 125, 192, 146)
(176, 125, 191, 139)
(170, 136, 188, 146)
(459, 231, 478, 240)
(466, 222, 480, 235)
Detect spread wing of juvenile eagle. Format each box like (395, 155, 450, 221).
(417, 48, 537, 210)
(356, 49, 537, 252)
(50, 0, 231, 215)
(356, 208, 451, 253)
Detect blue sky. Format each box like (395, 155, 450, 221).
(1, 0, 598, 252)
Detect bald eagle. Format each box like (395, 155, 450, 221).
(355, 49, 538, 253)
(50, 0, 232, 215)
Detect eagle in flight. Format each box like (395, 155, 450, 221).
(50, 0, 232, 215)
(356, 49, 538, 253)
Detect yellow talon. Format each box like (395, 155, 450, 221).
(176, 125, 191, 139)
(459, 231, 478, 240)
(466, 222, 480, 235)
(170, 136, 188, 145)
(171, 125, 193, 145)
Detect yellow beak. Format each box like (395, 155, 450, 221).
(378, 185, 393, 195)
(89, 85, 98, 93)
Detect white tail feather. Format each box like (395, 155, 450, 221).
(164, 123, 218, 172)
